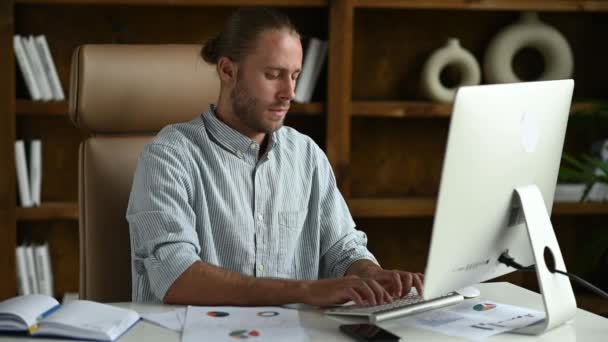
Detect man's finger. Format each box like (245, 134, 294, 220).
(392, 271, 403, 298)
(355, 281, 377, 306)
(412, 273, 424, 296)
(367, 279, 391, 304)
(400, 272, 413, 295)
(348, 288, 364, 305)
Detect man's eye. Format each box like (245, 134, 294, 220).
(266, 73, 279, 79)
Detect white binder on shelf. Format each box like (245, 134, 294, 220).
(15, 140, 33, 208)
(34, 35, 65, 101)
(24, 245, 39, 294)
(22, 35, 53, 101)
(29, 140, 42, 207)
(294, 37, 322, 103)
(34, 243, 53, 297)
(15, 246, 32, 296)
(13, 35, 41, 100)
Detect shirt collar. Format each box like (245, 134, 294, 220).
(202, 104, 279, 157)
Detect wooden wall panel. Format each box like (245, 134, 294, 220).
(0, 0, 17, 300)
(351, 117, 449, 197)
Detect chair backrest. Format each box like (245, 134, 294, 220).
(69, 44, 220, 302)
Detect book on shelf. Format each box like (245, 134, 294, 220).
(14, 140, 33, 208)
(28, 140, 42, 207)
(15, 243, 54, 297)
(14, 246, 31, 296)
(14, 139, 42, 208)
(13, 34, 64, 101)
(22, 36, 53, 101)
(23, 246, 39, 295)
(13, 35, 41, 101)
(33, 243, 53, 297)
(294, 37, 328, 103)
(0, 294, 140, 341)
(33, 35, 65, 101)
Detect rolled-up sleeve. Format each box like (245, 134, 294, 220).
(316, 147, 378, 278)
(127, 141, 201, 301)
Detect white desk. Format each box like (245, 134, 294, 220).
(1, 282, 606, 341)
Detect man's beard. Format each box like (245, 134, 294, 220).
(231, 78, 286, 135)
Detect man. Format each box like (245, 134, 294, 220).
(127, 7, 423, 306)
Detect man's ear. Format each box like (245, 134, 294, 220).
(217, 56, 237, 85)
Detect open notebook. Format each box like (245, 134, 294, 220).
(0, 294, 140, 341)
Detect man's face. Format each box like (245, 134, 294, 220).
(230, 29, 302, 135)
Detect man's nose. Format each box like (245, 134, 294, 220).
(279, 78, 296, 101)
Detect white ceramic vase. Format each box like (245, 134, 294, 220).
(421, 38, 481, 103)
(484, 12, 574, 83)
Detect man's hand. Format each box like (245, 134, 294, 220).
(361, 268, 424, 298)
(346, 260, 424, 298)
(300, 276, 393, 307)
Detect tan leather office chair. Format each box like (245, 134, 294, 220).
(69, 45, 220, 302)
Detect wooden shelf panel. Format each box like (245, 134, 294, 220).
(348, 197, 608, 218)
(577, 292, 608, 317)
(352, 101, 606, 118)
(553, 202, 608, 215)
(15, 0, 327, 7)
(348, 198, 436, 217)
(353, 0, 608, 12)
(291, 102, 324, 115)
(16, 202, 78, 221)
(16, 100, 323, 116)
(16, 99, 69, 117)
(352, 101, 451, 118)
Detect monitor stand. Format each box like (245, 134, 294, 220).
(511, 185, 577, 335)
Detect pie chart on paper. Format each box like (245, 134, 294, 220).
(473, 303, 497, 311)
(229, 329, 261, 339)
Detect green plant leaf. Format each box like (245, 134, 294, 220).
(562, 153, 592, 173)
(581, 154, 608, 178)
(558, 167, 593, 183)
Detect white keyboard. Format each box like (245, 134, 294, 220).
(325, 291, 464, 323)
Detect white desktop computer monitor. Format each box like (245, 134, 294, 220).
(422, 80, 576, 334)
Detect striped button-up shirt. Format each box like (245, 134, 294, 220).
(127, 105, 377, 302)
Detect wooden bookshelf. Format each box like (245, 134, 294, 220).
(352, 101, 608, 118)
(348, 198, 608, 218)
(577, 292, 608, 317)
(0, 0, 17, 300)
(353, 0, 608, 12)
(16, 100, 324, 116)
(291, 102, 324, 115)
(3, 0, 608, 316)
(16, 99, 69, 116)
(15, 0, 327, 6)
(16, 202, 79, 221)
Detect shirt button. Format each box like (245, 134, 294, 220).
(257, 214, 263, 221)
(257, 264, 264, 272)
(250, 143, 257, 150)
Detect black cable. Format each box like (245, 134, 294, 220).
(553, 269, 608, 299)
(498, 251, 608, 300)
